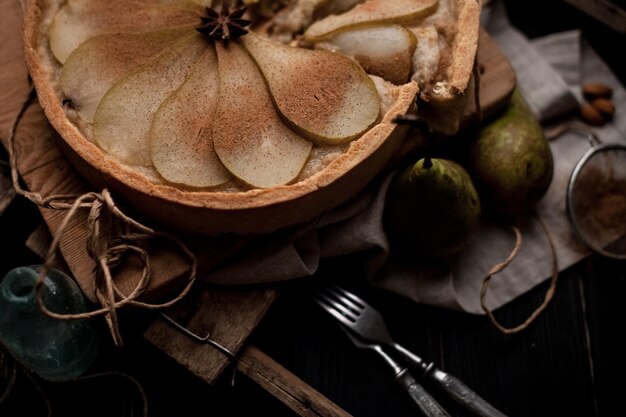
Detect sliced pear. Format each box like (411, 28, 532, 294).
(242, 34, 380, 145)
(317, 25, 417, 85)
(302, 0, 439, 41)
(275, 0, 364, 34)
(213, 43, 312, 189)
(60, 27, 194, 124)
(49, 0, 202, 63)
(150, 48, 231, 187)
(93, 34, 206, 166)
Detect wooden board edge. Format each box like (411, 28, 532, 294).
(238, 345, 353, 417)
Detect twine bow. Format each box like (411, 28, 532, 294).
(8, 86, 197, 346)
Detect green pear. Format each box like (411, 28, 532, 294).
(384, 157, 481, 258)
(467, 89, 554, 214)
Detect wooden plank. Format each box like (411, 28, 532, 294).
(144, 286, 279, 384)
(475, 27, 517, 121)
(24, 223, 73, 273)
(581, 257, 626, 416)
(238, 346, 353, 417)
(438, 267, 595, 417)
(461, 27, 517, 125)
(24, 223, 51, 259)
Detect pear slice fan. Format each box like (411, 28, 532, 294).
(21, 0, 480, 235)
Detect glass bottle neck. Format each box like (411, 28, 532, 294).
(0, 268, 47, 313)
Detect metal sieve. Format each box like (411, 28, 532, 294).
(564, 130, 626, 259)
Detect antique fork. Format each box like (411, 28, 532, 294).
(336, 324, 451, 417)
(315, 285, 508, 417)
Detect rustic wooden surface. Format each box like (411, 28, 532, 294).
(2, 1, 626, 417)
(473, 27, 517, 121)
(237, 346, 353, 417)
(144, 287, 279, 384)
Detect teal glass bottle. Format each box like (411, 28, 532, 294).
(0, 266, 100, 381)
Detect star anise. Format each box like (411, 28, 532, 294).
(196, 2, 252, 43)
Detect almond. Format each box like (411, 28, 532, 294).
(590, 98, 615, 119)
(582, 82, 613, 100)
(580, 103, 605, 126)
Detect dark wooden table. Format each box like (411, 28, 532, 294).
(2, 1, 625, 416)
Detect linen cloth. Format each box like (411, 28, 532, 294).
(201, 1, 626, 314)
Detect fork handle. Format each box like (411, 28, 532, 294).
(396, 371, 451, 417)
(393, 344, 507, 417)
(429, 370, 508, 417)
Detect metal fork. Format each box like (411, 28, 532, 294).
(336, 324, 451, 417)
(315, 285, 508, 417)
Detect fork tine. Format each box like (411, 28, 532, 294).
(325, 286, 364, 313)
(313, 295, 357, 327)
(316, 292, 359, 321)
(328, 284, 369, 308)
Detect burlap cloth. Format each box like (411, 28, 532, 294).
(200, 1, 626, 314)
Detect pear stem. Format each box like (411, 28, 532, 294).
(423, 154, 433, 169)
(392, 114, 434, 169)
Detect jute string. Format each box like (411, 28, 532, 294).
(8, 86, 197, 347)
(480, 214, 560, 334)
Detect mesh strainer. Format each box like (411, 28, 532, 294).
(565, 131, 626, 259)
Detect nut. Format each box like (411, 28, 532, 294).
(590, 98, 615, 119)
(580, 103, 605, 126)
(582, 82, 613, 100)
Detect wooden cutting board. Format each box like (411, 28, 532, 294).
(0, 0, 515, 410)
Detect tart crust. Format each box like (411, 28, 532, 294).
(420, 0, 481, 135)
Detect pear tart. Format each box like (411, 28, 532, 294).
(22, 0, 478, 235)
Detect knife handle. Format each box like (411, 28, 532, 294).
(396, 371, 451, 417)
(393, 344, 507, 417)
(429, 370, 508, 417)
